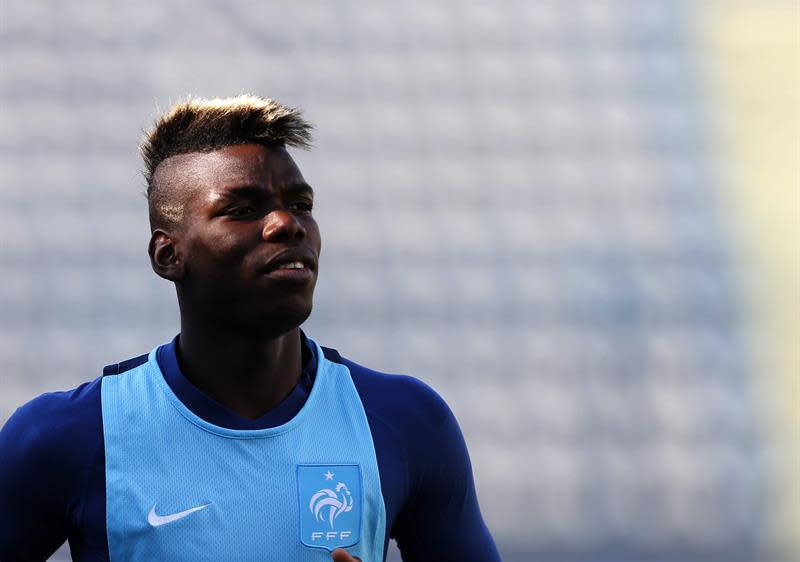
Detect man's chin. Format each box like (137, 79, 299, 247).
(241, 302, 313, 337)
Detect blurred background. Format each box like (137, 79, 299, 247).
(1, 1, 797, 561)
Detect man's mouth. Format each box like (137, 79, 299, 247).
(276, 261, 306, 270)
(260, 253, 316, 284)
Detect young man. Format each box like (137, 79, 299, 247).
(0, 96, 501, 561)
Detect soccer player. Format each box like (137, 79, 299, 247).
(0, 96, 501, 561)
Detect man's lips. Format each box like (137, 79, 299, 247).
(259, 249, 317, 282)
(262, 265, 314, 283)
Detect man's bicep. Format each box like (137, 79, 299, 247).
(392, 399, 501, 562)
(0, 404, 69, 560)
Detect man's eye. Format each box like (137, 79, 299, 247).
(292, 201, 314, 213)
(228, 206, 257, 217)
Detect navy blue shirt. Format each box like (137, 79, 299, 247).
(0, 333, 500, 561)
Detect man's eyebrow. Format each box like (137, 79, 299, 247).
(284, 182, 315, 197)
(217, 182, 314, 199)
(217, 182, 314, 198)
(216, 184, 262, 199)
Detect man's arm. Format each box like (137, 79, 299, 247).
(391, 383, 501, 562)
(335, 351, 501, 561)
(0, 398, 70, 560)
(0, 377, 106, 561)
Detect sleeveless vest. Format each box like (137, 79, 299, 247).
(101, 339, 386, 561)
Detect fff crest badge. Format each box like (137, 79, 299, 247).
(297, 464, 362, 551)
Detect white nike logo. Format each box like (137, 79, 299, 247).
(147, 503, 211, 526)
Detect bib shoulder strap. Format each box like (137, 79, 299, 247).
(102, 353, 149, 376)
(320, 346, 343, 364)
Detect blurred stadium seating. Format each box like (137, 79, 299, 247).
(1, 1, 796, 560)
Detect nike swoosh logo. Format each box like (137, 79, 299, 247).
(148, 503, 211, 526)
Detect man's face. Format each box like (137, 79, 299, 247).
(153, 143, 321, 335)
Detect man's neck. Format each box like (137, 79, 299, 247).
(175, 323, 303, 421)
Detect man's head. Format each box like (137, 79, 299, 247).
(141, 96, 320, 335)
(142, 95, 313, 231)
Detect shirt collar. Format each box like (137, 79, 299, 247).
(156, 330, 317, 430)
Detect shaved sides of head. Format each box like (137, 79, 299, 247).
(141, 95, 314, 231)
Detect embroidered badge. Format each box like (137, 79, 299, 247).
(297, 464, 361, 551)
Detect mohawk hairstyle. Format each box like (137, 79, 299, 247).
(140, 95, 313, 229)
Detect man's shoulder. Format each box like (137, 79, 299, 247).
(0, 375, 107, 521)
(322, 346, 455, 430)
(1, 375, 105, 456)
(3, 347, 154, 452)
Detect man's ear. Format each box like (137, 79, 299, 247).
(148, 229, 185, 282)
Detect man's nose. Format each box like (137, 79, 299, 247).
(262, 209, 306, 241)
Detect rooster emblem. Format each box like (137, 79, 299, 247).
(309, 482, 354, 528)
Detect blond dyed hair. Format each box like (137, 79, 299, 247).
(141, 95, 313, 229)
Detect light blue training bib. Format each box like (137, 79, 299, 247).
(101, 339, 386, 561)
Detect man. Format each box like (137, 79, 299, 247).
(0, 96, 501, 561)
